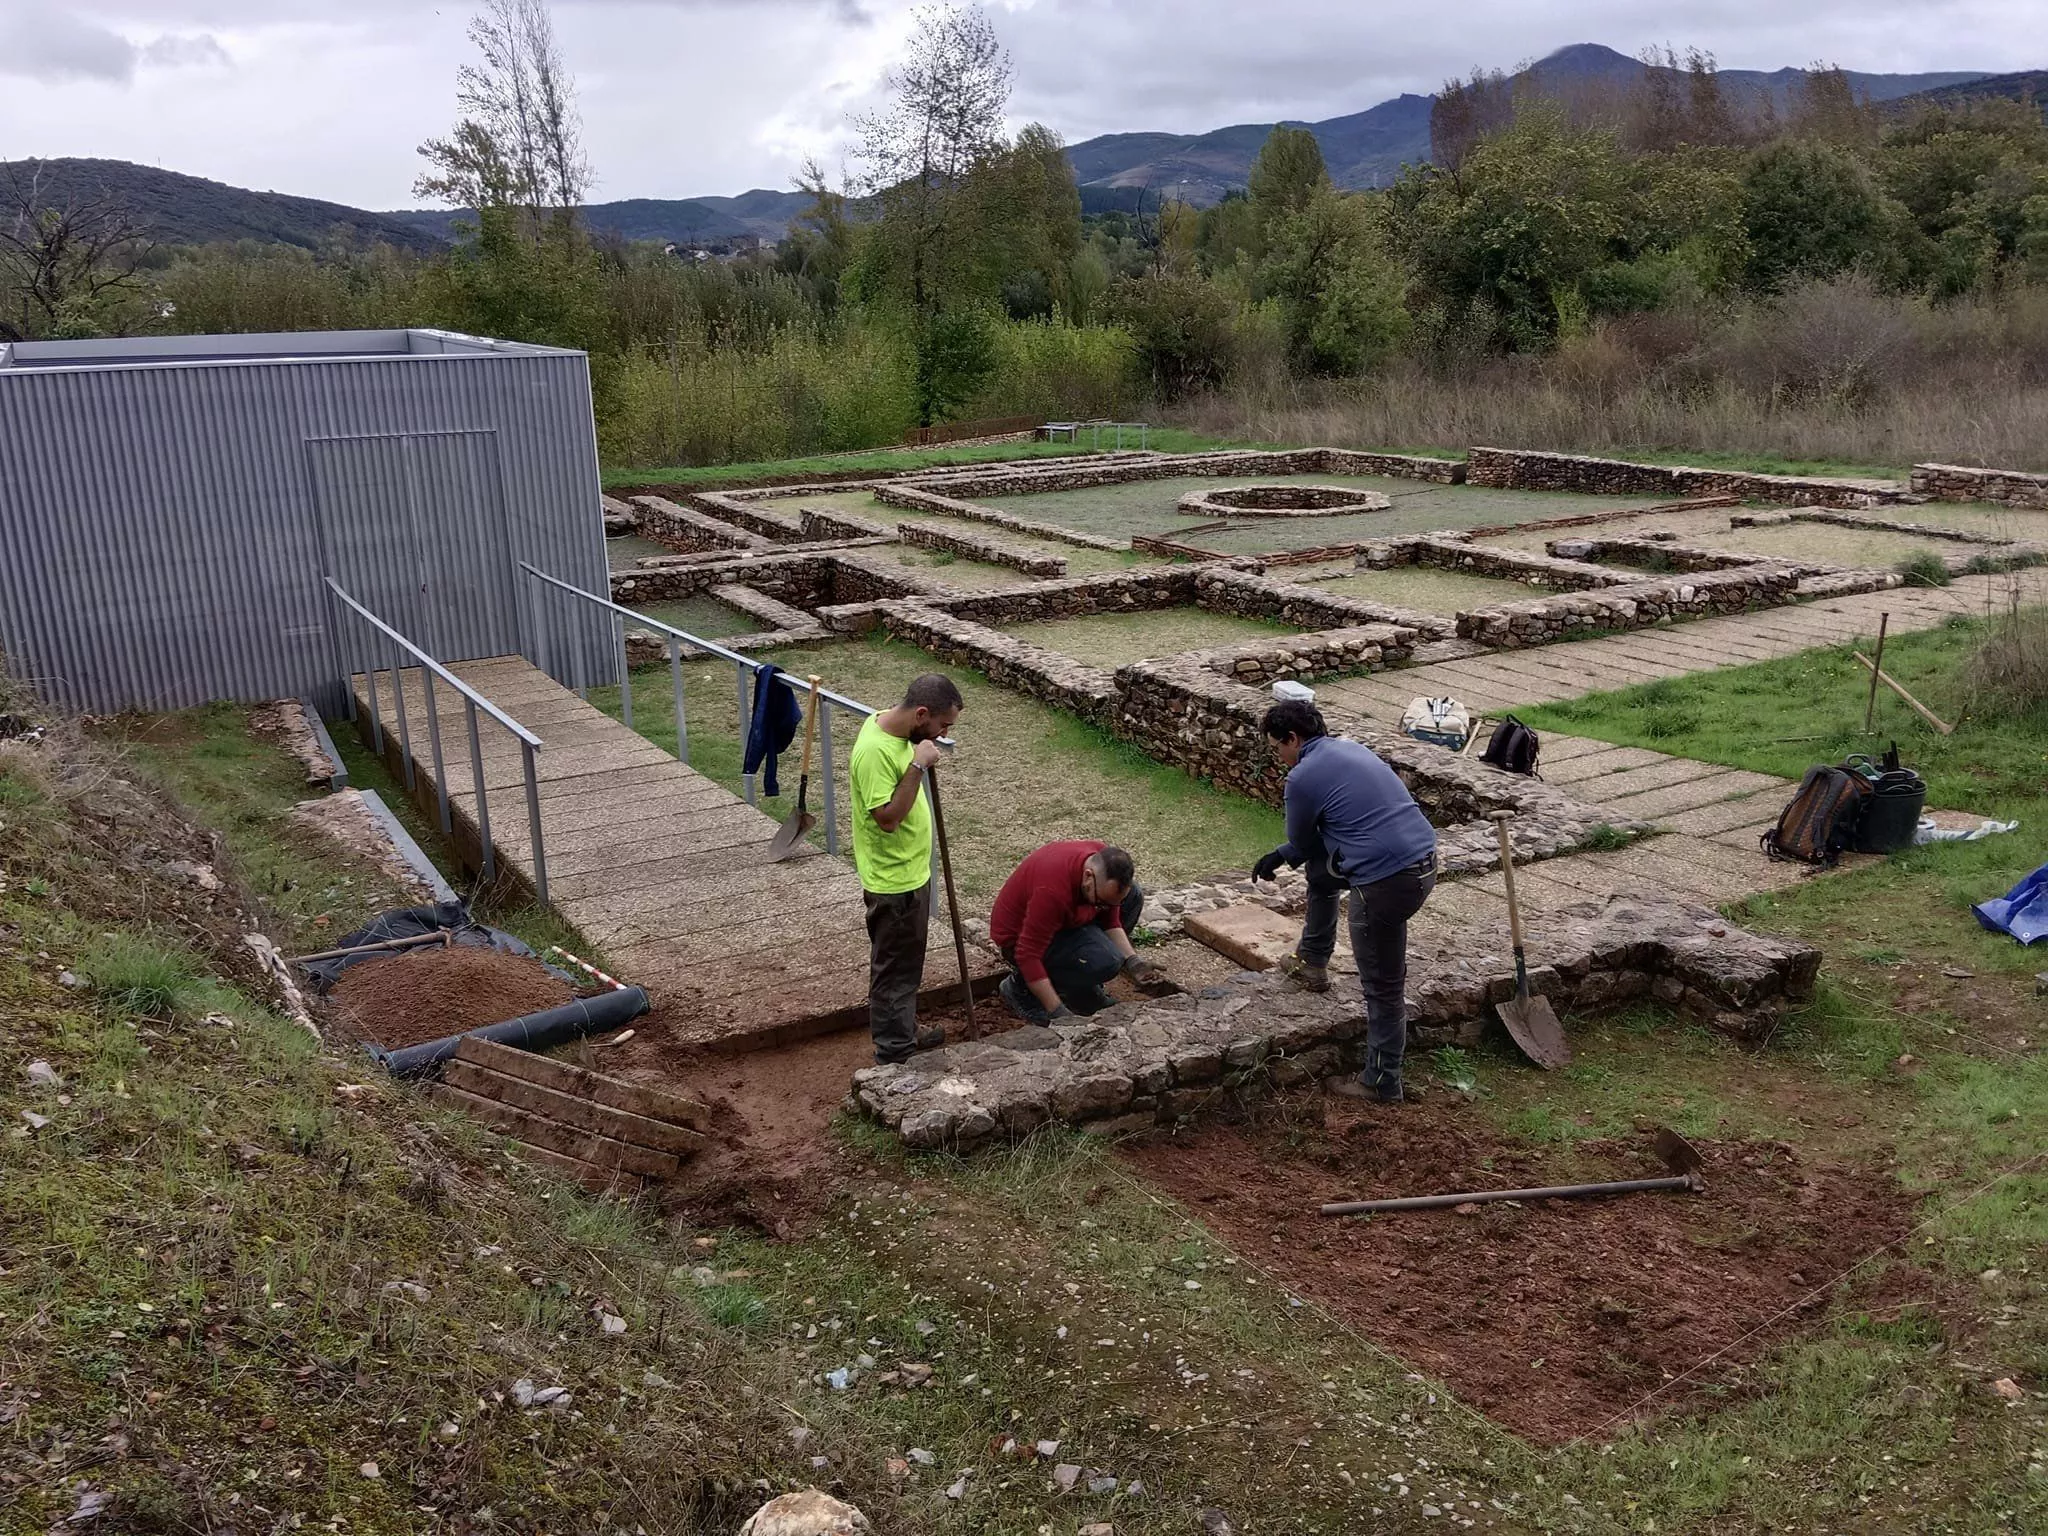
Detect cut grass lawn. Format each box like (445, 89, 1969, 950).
(601, 428, 1238, 490)
(1003, 607, 1296, 666)
(591, 635, 1284, 906)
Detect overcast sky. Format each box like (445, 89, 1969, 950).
(0, 1, 2036, 209)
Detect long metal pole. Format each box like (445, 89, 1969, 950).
(421, 667, 451, 835)
(735, 659, 755, 805)
(521, 740, 548, 908)
(925, 763, 975, 1029)
(466, 699, 495, 882)
(668, 635, 688, 762)
(1321, 1175, 1698, 1218)
(1863, 611, 1890, 733)
(389, 640, 415, 791)
(362, 621, 385, 756)
(617, 612, 634, 730)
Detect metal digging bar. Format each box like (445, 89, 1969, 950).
(323, 576, 547, 904)
(1320, 1128, 1706, 1217)
(516, 563, 877, 857)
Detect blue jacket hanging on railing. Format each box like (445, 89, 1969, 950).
(742, 661, 804, 796)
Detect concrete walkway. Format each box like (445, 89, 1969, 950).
(1315, 574, 2048, 938)
(354, 656, 994, 1051)
(1319, 573, 2036, 726)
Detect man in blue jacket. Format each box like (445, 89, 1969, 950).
(1251, 699, 1437, 1104)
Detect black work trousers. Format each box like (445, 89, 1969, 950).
(864, 881, 932, 1064)
(1296, 860, 1436, 1096)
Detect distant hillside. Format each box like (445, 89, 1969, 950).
(1892, 68, 2048, 119)
(16, 43, 2014, 256)
(0, 159, 444, 253)
(1061, 43, 1994, 205)
(384, 189, 812, 247)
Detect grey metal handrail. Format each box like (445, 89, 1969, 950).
(323, 576, 551, 906)
(517, 561, 875, 855)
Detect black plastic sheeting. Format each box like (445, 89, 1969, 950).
(298, 902, 573, 995)
(371, 987, 650, 1079)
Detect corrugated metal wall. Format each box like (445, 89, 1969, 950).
(0, 341, 614, 716)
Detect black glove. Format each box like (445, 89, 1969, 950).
(1252, 845, 1298, 883)
(1046, 1004, 1073, 1022)
(1121, 953, 1163, 983)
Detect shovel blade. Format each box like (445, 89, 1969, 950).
(1497, 992, 1571, 1070)
(767, 804, 816, 861)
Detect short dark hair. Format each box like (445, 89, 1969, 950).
(1094, 845, 1135, 889)
(903, 673, 964, 713)
(1262, 699, 1327, 742)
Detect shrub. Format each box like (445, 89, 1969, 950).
(1896, 549, 1952, 587)
(1964, 599, 2048, 718)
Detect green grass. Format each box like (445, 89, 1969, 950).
(601, 429, 1237, 490)
(1003, 607, 1296, 666)
(1601, 446, 1910, 480)
(1520, 615, 2048, 811)
(592, 635, 1283, 904)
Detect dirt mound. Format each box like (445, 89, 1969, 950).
(1123, 1096, 1924, 1444)
(602, 997, 1021, 1234)
(328, 945, 573, 1049)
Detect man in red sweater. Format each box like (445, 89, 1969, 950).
(991, 841, 1161, 1021)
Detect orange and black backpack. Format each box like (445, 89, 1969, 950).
(1761, 765, 1872, 865)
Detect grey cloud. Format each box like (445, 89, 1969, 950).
(0, 6, 230, 85)
(141, 34, 231, 69)
(0, 9, 140, 82)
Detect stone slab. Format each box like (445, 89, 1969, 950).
(1183, 903, 1304, 970)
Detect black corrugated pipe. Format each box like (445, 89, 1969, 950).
(371, 987, 650, 1079)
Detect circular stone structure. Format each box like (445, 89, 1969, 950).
(1176, 483, 1392, 518)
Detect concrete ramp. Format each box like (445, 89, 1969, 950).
(355, 656, 997, 1050)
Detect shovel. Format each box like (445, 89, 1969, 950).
(1319, 1126, 1705, 1216)
(1490, 810, 1570, 1069)
(767, 675, 822, 862)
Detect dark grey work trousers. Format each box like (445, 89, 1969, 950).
(1002, 885, 1146, 1015)
(1295, 859, 1436, 1096)
(864, 881, 932, 1064)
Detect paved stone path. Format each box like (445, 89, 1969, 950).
(1312, 573, 2048, 936)
(1318, 573, 2033, 725)
(354, 656, 995, 1050)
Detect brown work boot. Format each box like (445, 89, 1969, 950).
(1325, 1076, 1422, 1104)
(1278, 953, 1330, 993)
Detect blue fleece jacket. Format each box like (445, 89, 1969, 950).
(1280, 735, 1436, 886)
(741, 662, 803, 796)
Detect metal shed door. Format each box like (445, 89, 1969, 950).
(310, 430, 521, 661)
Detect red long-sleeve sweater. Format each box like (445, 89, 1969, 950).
(989, 840, 1121, 984)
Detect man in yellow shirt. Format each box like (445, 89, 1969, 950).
(848, 673, 964, 1064)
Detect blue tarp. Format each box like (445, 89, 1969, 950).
(1973, 860, 2048, 945)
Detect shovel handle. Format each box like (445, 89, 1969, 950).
(794, 675, 822, 781)
(1491, 811, 1525, 953)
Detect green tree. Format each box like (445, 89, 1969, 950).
(1385, 104, 1630, 349)
(1247, 125, 1330, 227)
(1259, 189, 1407, 374)
(1742, 137, 1893, 290)
(1105, 269, 1235, 398)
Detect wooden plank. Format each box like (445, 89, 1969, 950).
(444, 1057, 705, 1158)
(454, 1034, 710, 1131)
(431, 1082, 683, 1179)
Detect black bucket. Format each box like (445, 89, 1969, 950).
(1853, 771, 1927, 854)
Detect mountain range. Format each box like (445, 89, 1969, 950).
(9, 44, 2040, 255)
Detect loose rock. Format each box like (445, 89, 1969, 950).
(737, 1489, 872, 1536)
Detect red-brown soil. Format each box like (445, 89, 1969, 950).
(607, 996, 1024, 1233)
(1122, 1095, 1926, 1444)
(328, 945, 574, 1049)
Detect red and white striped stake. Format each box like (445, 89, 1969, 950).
(543, 944, 629, 993)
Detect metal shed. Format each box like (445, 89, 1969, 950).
(0, 328, 612, 716)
